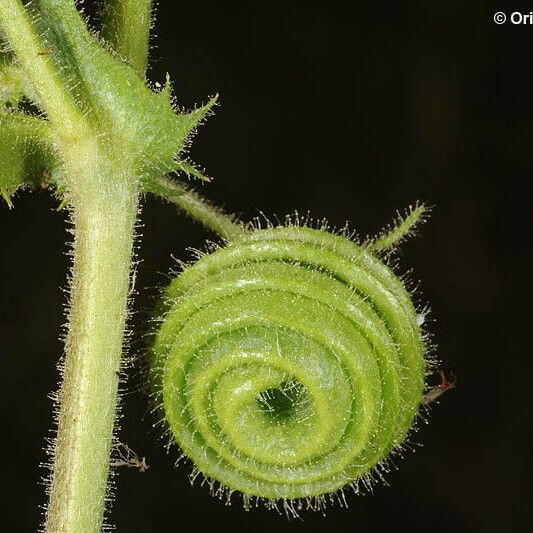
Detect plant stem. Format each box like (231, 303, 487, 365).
(40, 0, 151, 529)
(46, 158, 139, 533)
(101, 0, 152, 76)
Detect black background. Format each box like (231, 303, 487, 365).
(1, 1, 531, 531)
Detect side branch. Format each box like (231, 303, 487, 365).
(101, 0, 153, 76)
(0, 113, 57, 206)
(148, 175, 248, 241)
(0, 0, 84, 135)
(369, 203, 429, 252)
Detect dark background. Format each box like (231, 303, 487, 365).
(1, 1, 531, 531)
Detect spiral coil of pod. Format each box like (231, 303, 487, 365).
(151, 226, 426, 500)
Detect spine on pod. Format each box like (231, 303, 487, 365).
(151, 226, 426, 501)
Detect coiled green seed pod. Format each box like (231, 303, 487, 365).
(151, 226, 426, 500)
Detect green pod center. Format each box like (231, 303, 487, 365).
(257, 379, 309, 421)
(151, 226, 426, 500)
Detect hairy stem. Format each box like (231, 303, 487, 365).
(0, 0, 157, 530)
(38, 0, 153, 527)
(46, 162, 139, 533)
(101, 0, 152, 76)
